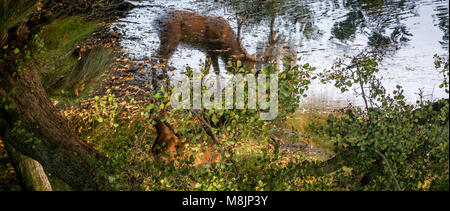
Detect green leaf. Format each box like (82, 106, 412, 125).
(97, 117, 104, 123)
(146, 104, 155, 110)
(194, 183, 202, 189)
(237, 60, 242, 68)
(108, 176, 116, 182)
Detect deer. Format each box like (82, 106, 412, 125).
(150, 10, 280, 166)
(152, 119, 220, 166)
(154, 10, 279, 74)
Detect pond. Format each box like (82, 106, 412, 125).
(113, 0, 449, 109)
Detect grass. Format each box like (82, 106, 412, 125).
(39, 17, 99, 51)
(285, 109, 335, 151)
(0, 0, 39, 32)
(52, 47, 116, 104)
(32, 16, 114, 104)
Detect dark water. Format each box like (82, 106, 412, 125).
(114, 0, 449, 108)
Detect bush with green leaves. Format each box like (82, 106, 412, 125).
(155, 56, 317, 181)
(317, 52, 449, 190)
(69, 57, 325, 191)
(68, 52, 448, 191)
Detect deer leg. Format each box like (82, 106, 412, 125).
(211, 55, 220, 74)
(156, 36, 180, 87)
(157, 38, 179, 70)
(204, 53, 212, 75)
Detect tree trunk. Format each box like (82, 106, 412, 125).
(0, 63, 106, 190)
(4, 143, 52, 191)
(0, 0, 134, 191)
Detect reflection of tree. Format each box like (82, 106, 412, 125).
(226, 0, 317, 39)
(433, 0, 449, 49)
(226, 0, 287, 40)
(367, 25, 412, 52)
(223, 0, 446, 51)
(331, 0, 418, 51)
(331, 10, 365, 41)
(281, 1, 317, 39)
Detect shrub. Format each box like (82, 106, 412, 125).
(317, 52, 449, 190)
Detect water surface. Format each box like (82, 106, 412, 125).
(114, 0, 449, 108)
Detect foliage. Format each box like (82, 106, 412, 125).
(434, 54, 449, 94)
(317, 53, 449, 190)
(61, 51, 449, 191)
(2, 0, 447, 190)
(64, 57, 329, 191)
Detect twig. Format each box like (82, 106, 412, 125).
(374, 150, 402, 191)
(192, 110, 242, 178)
(116, 20, 140, 24)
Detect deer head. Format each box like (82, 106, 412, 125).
(229, 31, 280, 72)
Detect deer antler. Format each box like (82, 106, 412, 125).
(256, 30, 280, 62)
(236, 12, 247, 45)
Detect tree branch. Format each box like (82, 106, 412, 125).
(193, 110, 242, 178)
(375, 150, 402, 191)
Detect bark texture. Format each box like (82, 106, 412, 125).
(4, 143, 52, 191)
(0, 63, 107, 190)
(0, 0, 134, 191)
